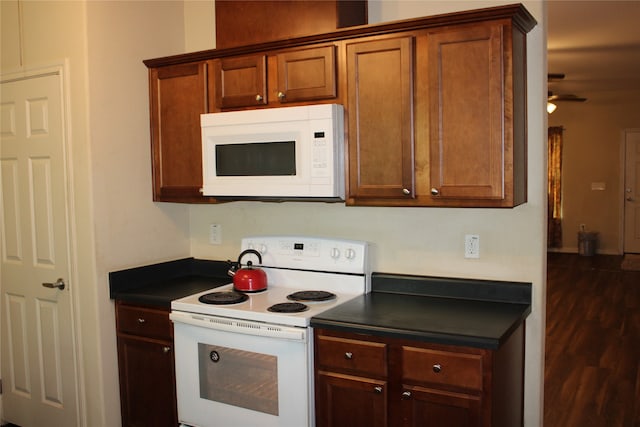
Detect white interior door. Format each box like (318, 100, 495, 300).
(624, 130, 640, 253)
(1, 70, 80, 426)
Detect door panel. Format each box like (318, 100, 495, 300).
(624, 130, 640, 252)
(1, 70, 79, 426)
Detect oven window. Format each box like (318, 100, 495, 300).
(216, 141, 296, 176)
(198, 343, 279, 415)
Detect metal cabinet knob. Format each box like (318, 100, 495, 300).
(402, 188, 411, 195)
(345, 352, 353, 360)
(42, 278, 65, 290)
(137, 318, 146, 324)
(430, 188, 439, 196)
(432, 364, 442, 373)
(255, 94, 264, 102)
(374, 386, 383, 394)
(163, 346, 171, 353)
(401, 391, 412, 399)
(277, 91, 286, 100)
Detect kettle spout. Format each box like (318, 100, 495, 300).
(226, 260, 238, 277)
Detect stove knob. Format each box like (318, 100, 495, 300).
(345, 248, 356, 260)
(330, 248, 341, 259)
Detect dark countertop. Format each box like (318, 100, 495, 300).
(311, 272, 531, 349)
(109, 258, 231, 308)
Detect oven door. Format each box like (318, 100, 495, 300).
(171, 311, 313, 427)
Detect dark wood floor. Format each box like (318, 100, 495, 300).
(545, 253, 640, 427)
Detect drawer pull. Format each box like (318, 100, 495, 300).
(345, 352, 353, 360)
(374, 386, 383, 394)
(432, 363, 442, 373)
(137, 318, 146, 324)
(402, 391, 412, 399)
(163, 346, 171, 354)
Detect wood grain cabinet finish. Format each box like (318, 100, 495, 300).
(115, 302, 177, 427)
(143, 4, 535, 207)
(148, 61, 215, 203)
(314, 326, 525, 427)
(346, 36, 415, 202)
(214, 45, 337, 109)
(427, 20, 528, 207)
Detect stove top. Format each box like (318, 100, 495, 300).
(171, 236, 369, 327)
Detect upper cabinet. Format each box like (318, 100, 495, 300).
(148, 61, 216, 203)
(346, 35, 415, 200)
(143, 4, 536, 206)
(427, 20, 527, 207)
(214, 45, 337, 110)
(215, 0, 367, 49)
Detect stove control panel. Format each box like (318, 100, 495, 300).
(242, 236, 369, 275)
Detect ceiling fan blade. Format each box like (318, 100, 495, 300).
(548, 94, 587, 102)
(547, 73, 566, 81)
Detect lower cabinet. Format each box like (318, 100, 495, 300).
(314, 326, 524, 427)
(115, 301, 177, 427)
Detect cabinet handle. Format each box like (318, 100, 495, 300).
(344, 352, 353, 360)
(374, 386, 383, 394)
(137, 318, 146, 324)
(163, 346, 171, 353)
(432, 364, 442, 373)
(277, 91, 286, 100)
(255, 94, 263, 102)
(430, 188, 439, 196)
(401, 391, 412, 399)
(402, 188, 411, 195)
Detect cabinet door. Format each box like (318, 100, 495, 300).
(276, 45, 337, 103)
(428, 22, 505, 201)
(402, 386, 482, 427)
(316, 372, 387, 427)
(215, 54, 268, 109)
(117, 335, 177, 427)
(346, 36, 415, 201)
(149, 62, 212, 202)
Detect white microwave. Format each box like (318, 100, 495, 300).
(201, 104, 344, 200)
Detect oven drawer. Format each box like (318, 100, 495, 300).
(401, 346, 483, 391)
(116, 302, 172, 341)
(315, 333, 387, 378)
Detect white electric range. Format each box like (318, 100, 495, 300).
(170, 236, 369, 427)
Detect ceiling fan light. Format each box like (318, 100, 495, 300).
(547, 102, 557, 114)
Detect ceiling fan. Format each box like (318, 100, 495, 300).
(547, 73, 587, 113)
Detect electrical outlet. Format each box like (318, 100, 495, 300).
(209, 224, 222, 245)
(464, 234, 480, 258)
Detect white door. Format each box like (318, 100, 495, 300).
(1, 70, 80, 426)
(624, 130, 640, 253)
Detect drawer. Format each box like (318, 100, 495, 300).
(116, 302, 172, 341)
(401, 346, 483, 391)
(316, 334, 387, 378)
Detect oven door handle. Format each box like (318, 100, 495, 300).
(170, 311, 307, 342)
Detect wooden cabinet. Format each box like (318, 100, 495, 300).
(148, 61, 215, 203)
(314, 326, 525, 427)
(427, 20, 527, 207)
(214, 45, 337, 109)
(115, 301, 177, 427)
(347, 19, 529, 207)
(346, 36, 415, 201)
(144, 4, 535, 206)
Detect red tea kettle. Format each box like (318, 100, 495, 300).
(227, 249, 268, 292)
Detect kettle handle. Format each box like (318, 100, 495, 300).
(238, 249, 262, 266)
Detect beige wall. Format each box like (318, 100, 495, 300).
(549, 96, 640, 254)
(2, 0, 547, 426)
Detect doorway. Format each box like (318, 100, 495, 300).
(1, 67, 81, 426)
(623, 129, 640, 254)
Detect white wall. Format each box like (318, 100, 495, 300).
(188, 1, 547, 426)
